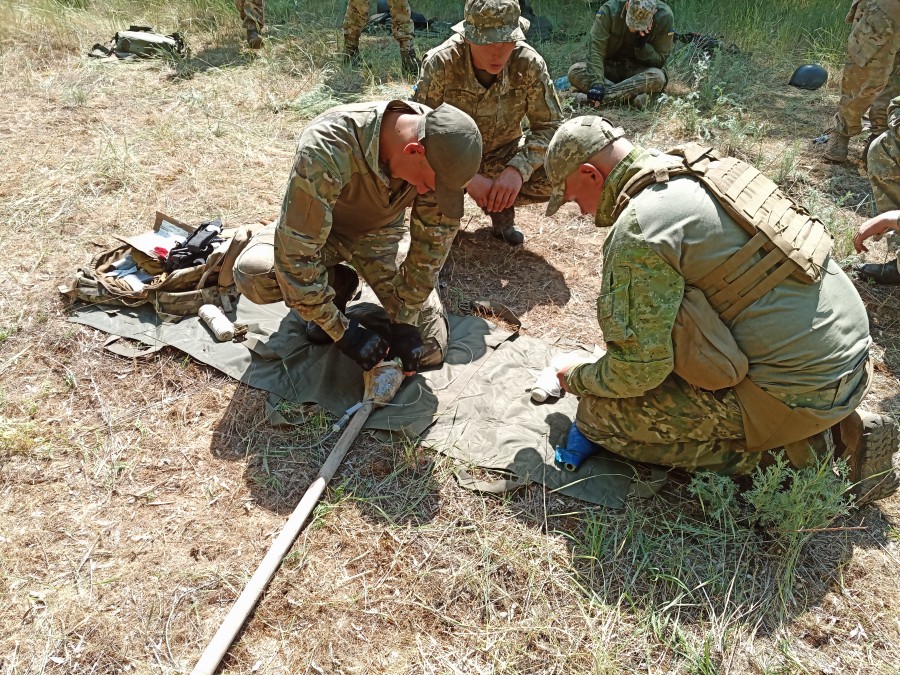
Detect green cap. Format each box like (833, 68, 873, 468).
(544, 115, 625, 217)
(626, 0, 657, 33)
(452, 0, 530, 45)
(420, 103, 483, 219)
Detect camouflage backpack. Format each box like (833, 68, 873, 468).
(60, 214, 252, 320)
(89, 26, 186, 60)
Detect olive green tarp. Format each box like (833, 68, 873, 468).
(69, 297, 643, 506)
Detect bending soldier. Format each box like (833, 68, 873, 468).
(233, 101, 482, 372)
(544, 115, 899, 504)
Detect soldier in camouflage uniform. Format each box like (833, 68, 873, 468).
(232, 101, 482, 372)
(567, 0, 675, 109)
(413, 0, 562, 246)
(855, 94, 900, 283)
(236, 0, 264, 49)
(542, 116, 899, 502)
(824, 0, 900, 162)
(343, 0, 419, 76)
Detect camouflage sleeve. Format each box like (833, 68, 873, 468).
(585, 9, 611, 88)
(565, 209, 684, 398)
(507, 55, 563, 181)
(888, 95, 900, 139)
(412, 51, 445, 109)
(633, 11, 674, 67)
(273, 147, 349, 341)
(392, 192, 458, 319)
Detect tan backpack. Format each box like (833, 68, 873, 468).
(61, 213, 252, 320)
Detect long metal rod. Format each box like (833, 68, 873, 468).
(191, 399, 376, 675)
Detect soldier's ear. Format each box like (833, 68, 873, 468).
(579, 163, 603, 183)
(402, 142, 427, 157)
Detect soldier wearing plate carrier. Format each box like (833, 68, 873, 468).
(544, 115, 900, 504)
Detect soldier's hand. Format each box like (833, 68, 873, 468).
(487, 167, 524, 212)
(336, 319, 390, 371)
(586, 84, 606, 105)
(465, 173, 493, 209)
(389, 322, 426, 374)
(556, 365, 571, 393)
(854, 211, 900, 253)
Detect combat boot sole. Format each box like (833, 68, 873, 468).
(838, 411, 900, 505)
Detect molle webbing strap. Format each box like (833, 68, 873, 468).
(615, 143, 833, 323)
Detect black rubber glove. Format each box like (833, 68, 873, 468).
(389, 322, 426, 373)
(634, 33, 650, 49)
(336, 319, 390, 371)
(586, 84, 606, 103)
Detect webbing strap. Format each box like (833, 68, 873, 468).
(696, 231, 768, 295)
(720, 261, 796, 322)
(707, 249, 783, 313)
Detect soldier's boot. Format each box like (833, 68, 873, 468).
(833, 410, 900, 505)
(823, 132, 850, 163)
(854, 262, 900, 285)
(400, 44, 420, 77)
(343, 37, 360, 63)
(631, 93, 650, 110)
(306, 265, 360, 345)
(246, 28, 263, 49)
(489, 207, 524, 246)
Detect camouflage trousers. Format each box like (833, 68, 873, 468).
(834, 0, 900, 137)
(236, 0, 264, 32)
(232, 222, 449, 366)
(575, 374, 836, 475)
(344, 0, 413, 49)
(479, 138, 553, 207)
(567, 60, 667, 103)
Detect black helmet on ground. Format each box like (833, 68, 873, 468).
(788, 64, 828, 91)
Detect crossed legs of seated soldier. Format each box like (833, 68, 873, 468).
(474, 138, 553, 246)
(232, 222, 449, 369)
(567, 60, 666, 107)
(575, 373, 900, 504)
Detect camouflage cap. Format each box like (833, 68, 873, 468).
(626, 0, 657, 33)
(452, 0, 530, 46)
(420, 103, 483, 219)
(544, 116, 625, 216)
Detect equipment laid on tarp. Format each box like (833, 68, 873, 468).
(59, 212, 251, 319)
(89, 26, 186, 60)
(66, 293, 655, 508)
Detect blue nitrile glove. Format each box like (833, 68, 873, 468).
(586, 84, 606, 103)
(555, 421, 601, 471)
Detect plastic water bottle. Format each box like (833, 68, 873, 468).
(555, 75, 570, 92)
(198, 304, 235, 342)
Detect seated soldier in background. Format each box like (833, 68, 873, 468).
(236, 0, 264, 49)
(344, 0, 420, 76)
(567, 0, 674, 109)
(544, 115, 899, 504)
(413, 0, 562, 246)
(232, 101, 482, 373)
(855, 94, 900, 284)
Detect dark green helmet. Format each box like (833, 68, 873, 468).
(789, 64, 827, 91)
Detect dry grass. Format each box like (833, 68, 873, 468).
(1, 1, 899, 674)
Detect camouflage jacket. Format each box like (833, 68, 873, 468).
(585, 0, 675, 89)
(566, 148, 871, 400)
(274, 100, 456, 341)
(413, 33, 561, 182)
